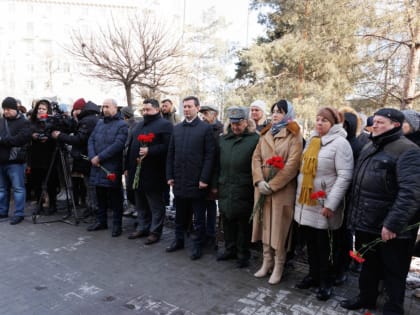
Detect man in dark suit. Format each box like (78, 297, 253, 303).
(125, 99, 173, 245)
(165, 96, 216, 260)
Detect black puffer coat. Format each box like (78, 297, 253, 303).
(57, 101, 100, 174)
(166, 117, 215, 198)
(405, 130, 420, 147)
(125, 113, 173, 192)
(348, 127, 420, 239)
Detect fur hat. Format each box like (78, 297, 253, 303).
(2, 97, 18, 111)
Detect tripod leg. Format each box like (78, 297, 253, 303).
(32, 148, 59, 224)
(58, 147, 80, 224)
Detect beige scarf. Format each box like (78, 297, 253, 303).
(298, 137, 321, 206)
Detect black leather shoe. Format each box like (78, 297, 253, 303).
(295, 275, 319, 289)
(216, 251, 236, 261)
(334, 272, 348, 286)
(166, 240, 184, 252)
(87, 222, 108, 231)
(112, 226, 122, 237)
(190, 247, 202, 260)
(340, 296, 376, 310)
(9, 216, 24, 225)
(236, 259, 250, 268)
(316, 287, 332, 301)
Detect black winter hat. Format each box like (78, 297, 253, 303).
(374, 108, 404, 125)
(2, 97, 18, 110)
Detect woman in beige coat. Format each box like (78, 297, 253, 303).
(251, 100, 303, 284)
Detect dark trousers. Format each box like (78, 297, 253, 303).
(95, 186, 123, 228)
(333, 225, 352, 276)
(356, 231, 415, 315)
(72, 177, 86, 206)
(174, 197, 206, 248)
(134, 189, 165, 237)
(221, 213, 251, 261)
(205, 199, 217, 238)
(302, 225, 337, 288)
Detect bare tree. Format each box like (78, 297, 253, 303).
(356, 0, 420, 110)
(67, 13, 183, 106)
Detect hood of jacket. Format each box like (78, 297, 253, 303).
(77, 101, 100, 120)
(344, 112, 358, 141)
(308, 123, 347, 145)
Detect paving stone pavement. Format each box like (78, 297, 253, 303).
(0, 206, 419, 315)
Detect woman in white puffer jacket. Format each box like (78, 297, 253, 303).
(294, 107, 354, 301)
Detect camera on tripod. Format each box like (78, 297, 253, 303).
(37, 101, 74, 137)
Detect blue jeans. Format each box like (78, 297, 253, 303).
(0, 163, 26, 217)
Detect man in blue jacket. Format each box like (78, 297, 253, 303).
(87, 98, 128, 237)
(165, 96, 216, 260)
(0, 97, 31, 225)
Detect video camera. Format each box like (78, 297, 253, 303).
(37, 101, 74, 139)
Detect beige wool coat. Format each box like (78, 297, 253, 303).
(251, 122, 303, 251)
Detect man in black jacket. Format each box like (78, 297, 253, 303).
(125, 99, 173, 245)
(165, 96, 216, 260)
(51, 99, 100, 214)
(0, 97, 31, 224)
(342, 108, 420, 314)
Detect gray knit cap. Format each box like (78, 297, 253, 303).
(401, 110, 420, 132)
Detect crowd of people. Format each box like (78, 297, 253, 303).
(0, 95, 420, 314)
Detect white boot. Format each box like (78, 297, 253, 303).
(268, 250, 286, 285)
(254, 244, 274, 278)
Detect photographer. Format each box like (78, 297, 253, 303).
(28, 99, 60, 215)
(0, 97, 32, 225)
(51, 99, 100, 214)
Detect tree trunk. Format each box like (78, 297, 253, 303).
(125, 83, 133, 107)
(401, 23, 420, 110)
(297, 0, 311, 100)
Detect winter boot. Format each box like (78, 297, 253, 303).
(268, 250, 286, 285)
(254, 244, 274, 278)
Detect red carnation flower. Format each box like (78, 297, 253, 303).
(317, 190, 326, 198)
(349, 250, 365, 263)
(106, 173, 117, 182)
(310, 192, 319, 200)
